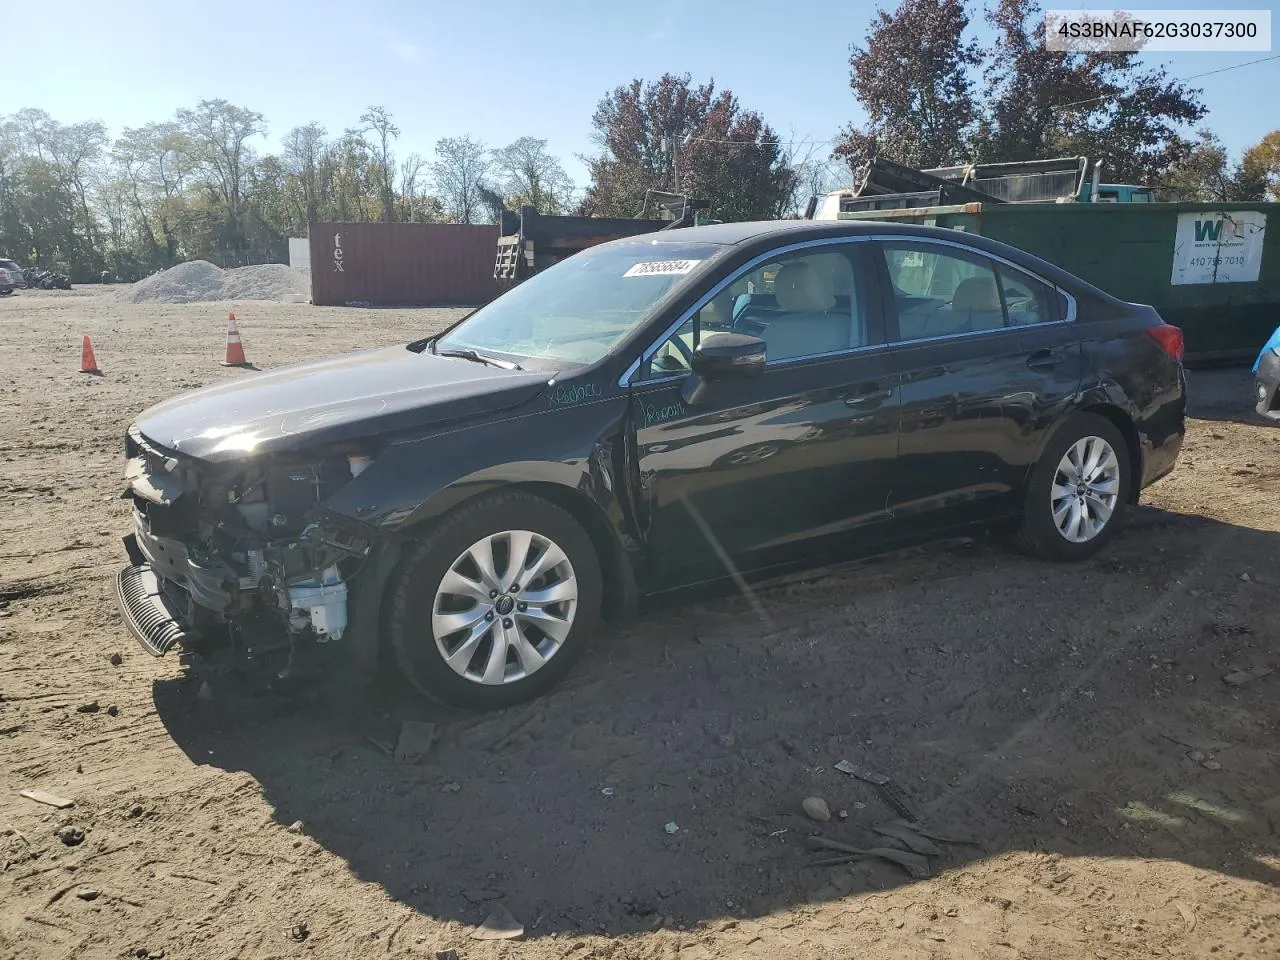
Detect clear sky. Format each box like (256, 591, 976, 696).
(2, 0, 1277, 187)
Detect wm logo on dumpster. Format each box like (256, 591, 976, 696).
(1193, 220, 1223, 242)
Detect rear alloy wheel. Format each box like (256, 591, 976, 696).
(1016, 413, 1131, 561)
(388, 492, 601, 708)
(1050, 435, 1121, 543)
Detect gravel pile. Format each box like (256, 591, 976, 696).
(116, 260, 309, 304)
(222, 264, 309, 301)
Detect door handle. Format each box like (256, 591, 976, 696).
(1026, 348, 1063, 370)
(844, 388, 893, 407)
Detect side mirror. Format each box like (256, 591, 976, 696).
(691, 333, 766, 380)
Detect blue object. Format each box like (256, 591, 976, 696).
(1253, 324, 1280, 374)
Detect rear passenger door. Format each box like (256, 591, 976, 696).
(873, 239, 1082, 525)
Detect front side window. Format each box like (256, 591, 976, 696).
(640, 244, 866, 379)
(436, 240, 723, 367)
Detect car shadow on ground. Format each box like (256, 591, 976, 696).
(152, 505, 1280, 938)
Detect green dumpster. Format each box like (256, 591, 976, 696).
(835, 201, 1278, 363)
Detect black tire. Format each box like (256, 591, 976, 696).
(387, 491, 602, 709)
(1015, 413, 1132, 562)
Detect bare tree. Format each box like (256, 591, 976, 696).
(48, 121, 108, 248)
(359, 105, 400, 222)
(781, 136, 846, 216)
(282, 122, 328, 225)
(492, 136, 576, 214)
(399, 152, 428, 221)
(431, 135, 492, 224)
(176, 99, 266, 245)
(11, 108, 55, 161)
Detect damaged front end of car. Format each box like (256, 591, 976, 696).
(115, 425, 378, 681)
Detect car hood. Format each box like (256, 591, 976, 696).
(135, 344, 551, 462)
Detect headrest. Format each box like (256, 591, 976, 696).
(774, 261, 835, 313)
(952, 276, 1001, 313)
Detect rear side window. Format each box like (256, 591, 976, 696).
(996, 265, 1063, 326)
(880, 242, 1067, 341)
(881, 243, 1004, 341)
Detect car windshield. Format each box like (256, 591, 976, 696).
(435, 240, 723, 366)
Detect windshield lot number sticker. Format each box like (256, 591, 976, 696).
(624, 260, 701, 278)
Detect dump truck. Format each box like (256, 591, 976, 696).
(811, 156, 1155, 218)
(494, 192, 701, 288)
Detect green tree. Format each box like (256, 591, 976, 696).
(176, 99, 266, 255)
(1241, 130, 1280, 201)
(282, 122, 328, 227)
(1164, 129, 1270, 202)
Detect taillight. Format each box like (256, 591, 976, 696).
(1146, 324, 1184, 361)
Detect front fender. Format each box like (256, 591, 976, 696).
(322, 397, 632, 533)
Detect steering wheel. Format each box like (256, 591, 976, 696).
(732, 311, 768, 336)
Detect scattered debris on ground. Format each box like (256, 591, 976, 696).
(802, 796, 831, 822)
(472, 904, 524, 941)
(20, 788, 74, 809)
(394, 720, 436, 763)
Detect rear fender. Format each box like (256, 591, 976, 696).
(1028, 385, 1145, 503)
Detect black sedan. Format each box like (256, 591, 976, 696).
(116, 220, 1186, 709)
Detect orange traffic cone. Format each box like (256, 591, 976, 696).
(220, 312, 250, 367)
(79, 334, 101, 375)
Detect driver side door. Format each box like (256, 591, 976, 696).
(625, 240, 900, 589)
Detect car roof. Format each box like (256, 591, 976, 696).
(645, 219, 964, 245)
(634, 217, 1120, 305)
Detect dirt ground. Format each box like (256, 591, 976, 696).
(1, 288, 1278, 960)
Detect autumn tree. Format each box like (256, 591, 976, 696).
(1241, 130, 1280, 200)
(582, 73, 795, 221)
(1164, 129, 1274, 202)
(975, 0, 1205, 182)
(834, 0, 980, 170)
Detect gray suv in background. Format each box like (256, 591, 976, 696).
(0, 258, 24, 288)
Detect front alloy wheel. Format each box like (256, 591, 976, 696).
(388, 491, 602, 709)
(433, 531, 578, 685)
